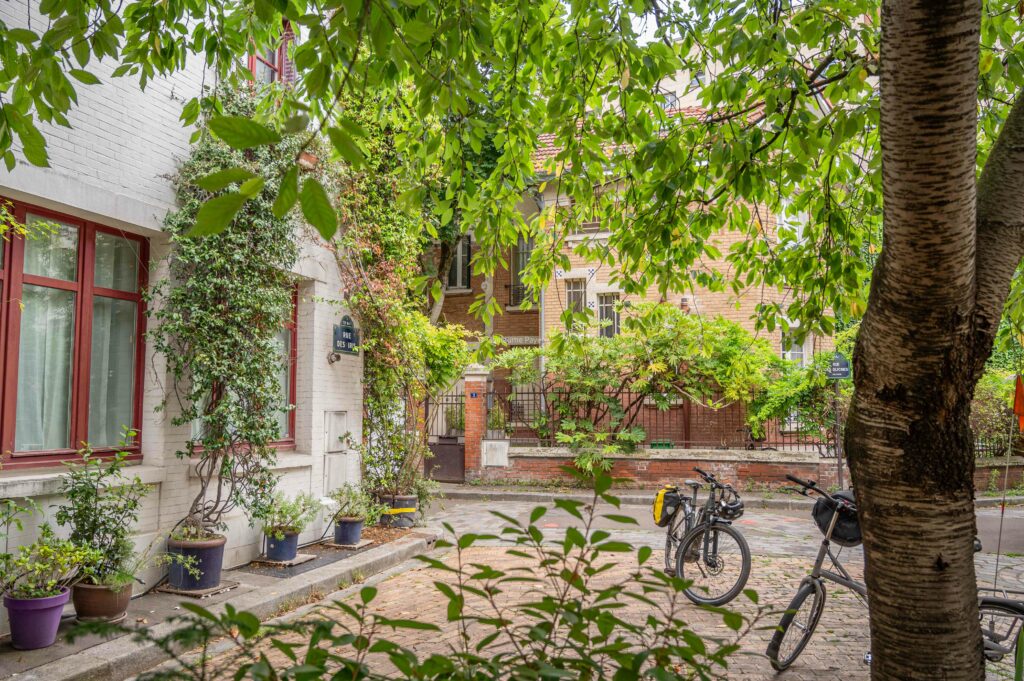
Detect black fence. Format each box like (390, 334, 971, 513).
(425, 390, 465, 439)
(487, 385, 1024, 459)
(487, 385, 840, 456)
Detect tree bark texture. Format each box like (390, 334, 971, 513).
(847, 1, 987, 679)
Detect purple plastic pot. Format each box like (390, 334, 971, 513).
(4, 587, 70, 650)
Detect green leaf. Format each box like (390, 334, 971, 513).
(68, 69, 101, 85)
(16, 122, 49, 167)
(239, 176, 266, 197)
(360, 586, 377, 604)
(208, 115, 281, 149)
(194, 168, 257, 192)
(282, 114, 310, 134)
(300, 178, 337, 239)
(403, 19, 434, 43)
(272, 166, 299, 218)
(327, 127, 365, 166)
(188, 193, 249, 236)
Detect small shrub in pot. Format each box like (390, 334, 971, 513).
(251, 491, 319, 562)
(0, 526, 99, 650)
(325, 484, 386, 545)
(55, 446, 150, 623)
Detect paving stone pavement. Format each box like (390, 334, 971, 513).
(200, 499, 1024, 679)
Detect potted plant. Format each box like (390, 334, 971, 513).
(324, 484, 386, 545)
(55, 447, 149, 623)
(251, 491, 319, 562)
(147, 89, 302, 590)
(443, 404, 465, 441)
(0, 526, 99, 650)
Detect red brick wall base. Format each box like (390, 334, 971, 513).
(477, 450, 1024, 493)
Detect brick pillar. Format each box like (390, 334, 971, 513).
(463, 364, 490, 477)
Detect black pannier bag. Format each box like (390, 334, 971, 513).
(812, 489, 861, 547)
(652, 485, 682, 527)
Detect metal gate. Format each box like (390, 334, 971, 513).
(425, 390, 465, 483)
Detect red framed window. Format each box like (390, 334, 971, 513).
(249, 46, 282, 84)
(274, 287, 298, 445)
(0, 199, 148, 469)
(248, 22, 295, 85)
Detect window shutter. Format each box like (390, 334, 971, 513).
(463, 236, 471, 286)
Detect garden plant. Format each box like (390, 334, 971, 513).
(71, 472, 759, 680)
(251, 490, 320, 562)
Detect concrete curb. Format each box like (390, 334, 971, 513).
(16, 530, 441, 681)
(441, 487, 1024, 510)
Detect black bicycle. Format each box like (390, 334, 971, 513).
(767, 473, 1024, 674)
(656, 467, 751, 606)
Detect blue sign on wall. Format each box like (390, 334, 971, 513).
(333, 316, 360, 355)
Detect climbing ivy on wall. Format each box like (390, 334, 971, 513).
(147, 87, 305, 536)
(325, 97, 469, 497)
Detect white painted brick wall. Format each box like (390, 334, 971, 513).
(0, 1, 366, 636)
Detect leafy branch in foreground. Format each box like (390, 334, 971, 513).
(70, 472, 764, 680)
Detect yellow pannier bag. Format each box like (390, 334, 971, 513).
(652, 485, 681, 527)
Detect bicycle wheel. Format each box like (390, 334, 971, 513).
(766, 580, 826, 672)
(675, 522, 751, 606)
(979, 597, 1024, 673)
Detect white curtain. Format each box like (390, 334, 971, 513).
(15, 285, 75, 451)
(88, 297, 137, 446)
(275, 327, 292, 439)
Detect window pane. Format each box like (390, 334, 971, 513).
(24, 216, 78, 281)
(566, 280, 586, 313)
(88, 297, 137, 446)
(15, 285, 75, 451)
(94, 233, 140, 291)
(599, 293, 619, 338)
(275, 327, 293, 439)
(255, 57, 277, 84)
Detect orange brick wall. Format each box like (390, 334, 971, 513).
(433, 242, 541, 340)
(464, 373, 488, 475)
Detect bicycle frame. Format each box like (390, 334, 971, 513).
(809, 508, 867, 598)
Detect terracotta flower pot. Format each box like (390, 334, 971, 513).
(72, 581, 132, 623)
(167, 534, 226, 591)
(4, 587, 70, 650)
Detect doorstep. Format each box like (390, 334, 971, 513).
(0, 528, 440, 681)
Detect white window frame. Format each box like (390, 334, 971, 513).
(598, 293, 620, 338)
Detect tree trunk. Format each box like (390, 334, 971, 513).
(846, 1, 984, 679)
(425, 241, 456, 326)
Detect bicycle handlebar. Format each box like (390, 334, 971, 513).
(784, 474, 849, 509)
(693, 467, 738, 496)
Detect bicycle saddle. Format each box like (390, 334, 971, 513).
(684, 479, 701, 488)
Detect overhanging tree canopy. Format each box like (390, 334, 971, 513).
(3, 0, 1024, 677)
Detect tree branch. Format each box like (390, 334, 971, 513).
(973, 92, 1024, 378)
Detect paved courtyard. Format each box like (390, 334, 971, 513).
(208, 497, 1024, 680)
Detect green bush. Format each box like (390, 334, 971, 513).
(55, 446, 149, 587)
(72, 473, 757, 679)
(251, 491, 320, 540)
(327, 484, 387, 525)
